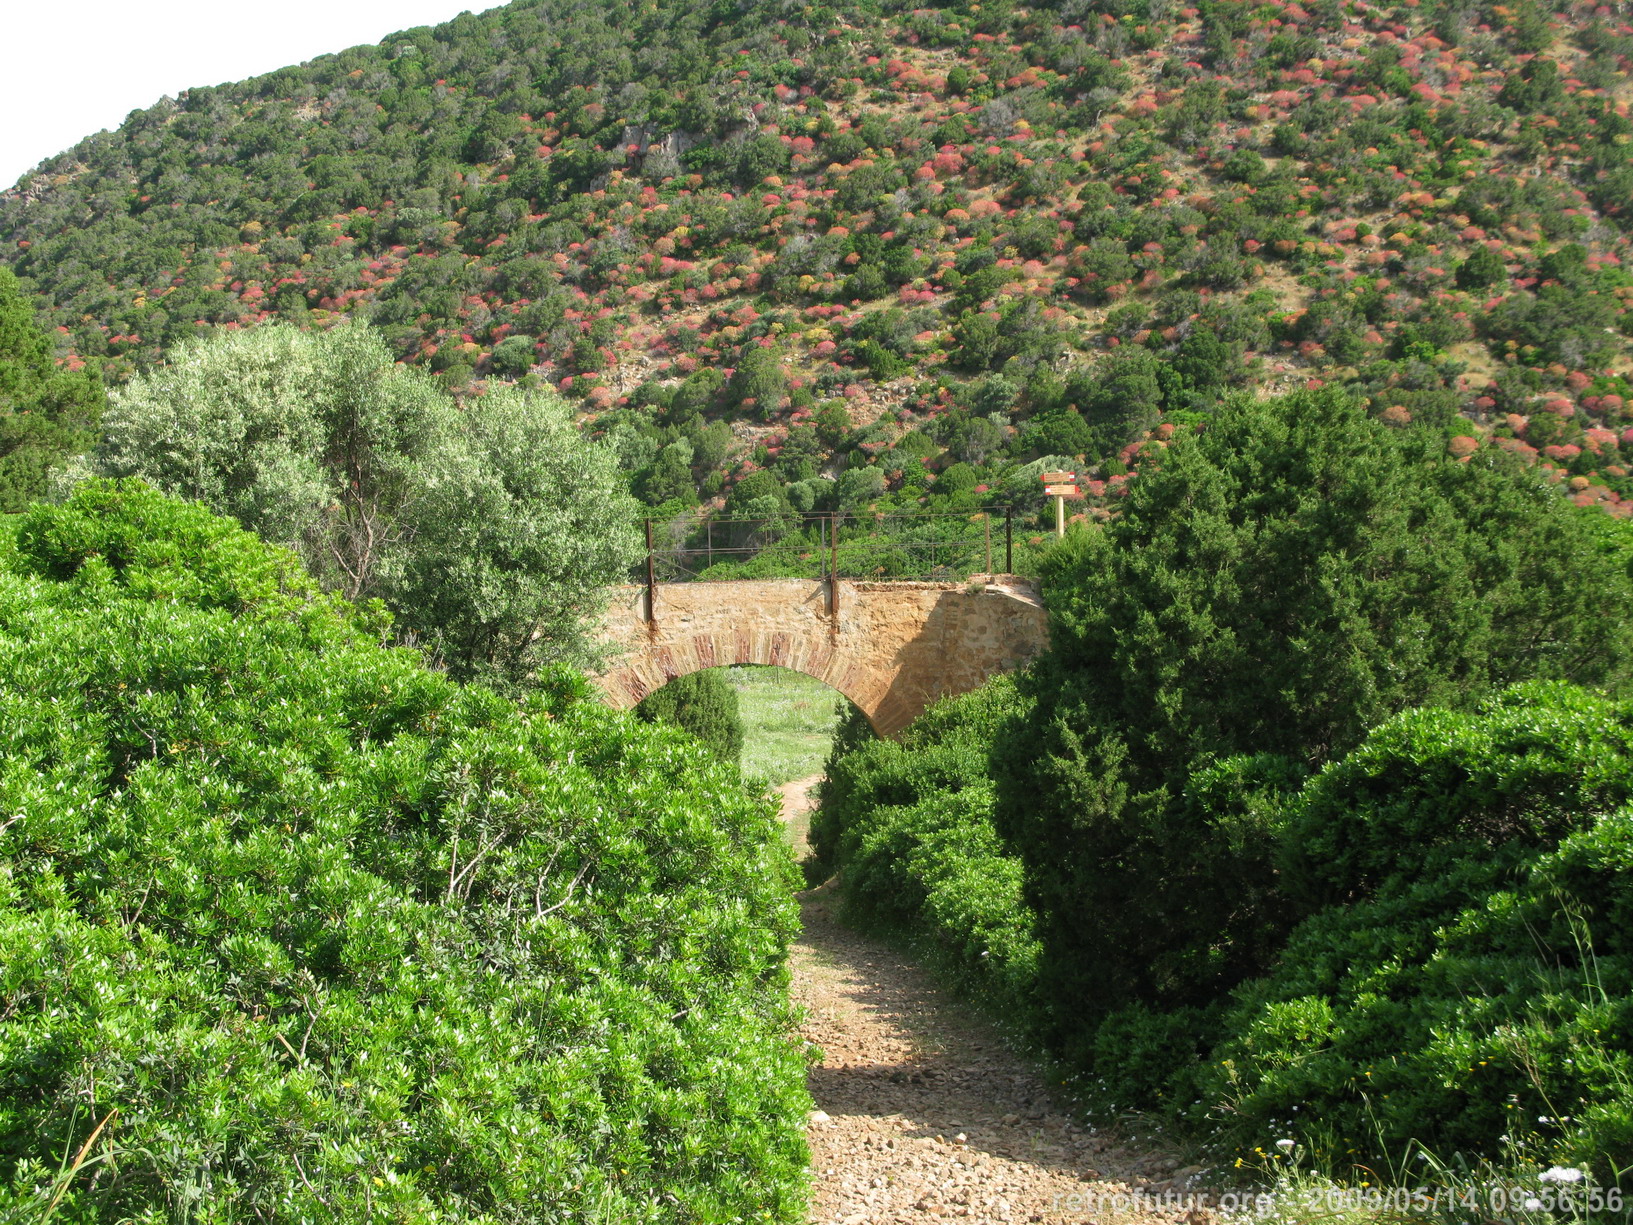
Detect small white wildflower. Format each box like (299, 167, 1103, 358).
(1524, 1197, 1543, 1211)
(1275, 1139, 1296, 1153)
(1540, 1166, 1584, 1184)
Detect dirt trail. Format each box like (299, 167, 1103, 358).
(781, 775, 1201, 1225)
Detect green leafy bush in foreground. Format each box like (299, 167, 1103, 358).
(0, 481, 808, 1221)
(1189, 682, 1633, 1177)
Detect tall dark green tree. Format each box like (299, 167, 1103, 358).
(992, 388, 1633, 1046)
(0, 269, 103, 512)
(636, 669, 745, 766)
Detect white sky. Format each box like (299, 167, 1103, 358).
(2, 0, 491, 189)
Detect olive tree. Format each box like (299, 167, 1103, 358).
(71, 322, 639, 683)
(395, 382, 642, 681)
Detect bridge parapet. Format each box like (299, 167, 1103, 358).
(592, 576, 1047, 738)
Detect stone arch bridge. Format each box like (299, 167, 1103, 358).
(592, 577, 1049, 737)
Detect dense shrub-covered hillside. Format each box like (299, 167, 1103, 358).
(4, 0, 1633, 516)
(0, 482, 808, 1221)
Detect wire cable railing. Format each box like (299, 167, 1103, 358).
(635, 510, 1022, 587)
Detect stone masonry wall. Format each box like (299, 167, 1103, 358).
(592, 578, 1048, 737)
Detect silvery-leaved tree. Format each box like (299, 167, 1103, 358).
(69, 322, 639, 684)
(395, 381, 641, 681)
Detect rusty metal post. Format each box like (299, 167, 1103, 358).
(644, 518, 656, 626)
(829, 512, 841, 623)
(1005, 510, 1013, 575)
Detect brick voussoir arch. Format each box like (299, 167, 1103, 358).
(593, 577, 1048, 738)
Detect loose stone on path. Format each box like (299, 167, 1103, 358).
(781, 776, 1208, 1225)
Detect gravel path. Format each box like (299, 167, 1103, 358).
(780, 776, 1208, 1225)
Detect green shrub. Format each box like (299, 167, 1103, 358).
(1086, 1002, 1225, 1115)
(1283, 681, 1633, 909)
(1456, 244, 1509, 290)
(0, 269, 104, 514)
(1192, 685, 1633, 1178)
(844, 788, 1042, 1016)
(80, 324, 641, 687)
(636, 668, 746, 766)
(12, 477, 379, 632)
(0, 484, 808, 1221)
(487, 332, 538, 378)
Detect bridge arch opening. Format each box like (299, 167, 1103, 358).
(632, 664, 874, 784)
(605, 626, 887, 740)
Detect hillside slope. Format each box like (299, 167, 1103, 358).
(4, 0, 1632, 514)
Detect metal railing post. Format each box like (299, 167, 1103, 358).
(644, 518, 657, 626)
(1005, 510, 1013, 575)
(829, 512, 841, 621)
(984, 513, 992, 577)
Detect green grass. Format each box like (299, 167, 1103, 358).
(723, 665, 846, 785)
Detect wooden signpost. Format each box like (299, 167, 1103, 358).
(1040, 471, 1078, 537)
